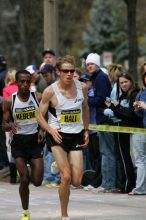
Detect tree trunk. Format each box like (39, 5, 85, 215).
(124, 0, 138, 80)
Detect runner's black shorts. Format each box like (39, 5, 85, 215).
(46, 130, 85, 153)
(11, 133, 44, 160)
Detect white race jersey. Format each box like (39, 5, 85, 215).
(48, 79, 84, 133)
(11, 92, 39, 134)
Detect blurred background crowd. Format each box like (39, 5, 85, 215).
(1, 0, 146, 196)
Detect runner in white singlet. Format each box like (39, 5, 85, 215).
(37, 55, 89, 220)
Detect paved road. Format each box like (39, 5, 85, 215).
(0, 182, 146, 220)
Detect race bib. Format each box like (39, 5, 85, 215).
(15, 106, 36, 121)
(59, 109, 81, 124)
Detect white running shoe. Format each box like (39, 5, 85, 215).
(83, 185, 95, 191)
(92, 186, 112, 193)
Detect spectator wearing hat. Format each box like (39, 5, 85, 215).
(40, 64, 55, 86)
(86, 53, 114, 193)
(40, 63, 60, 188)
(25, 65, 41, 92)
(39, 48, 58, 89)
(42, 48, 56, 67)
(79, 73, 91, 82)
(0, 55, 7, 82)
(86, 53, 111, 124)
(0, 55, 9, 171)
(40, 50, 60, 188)
(25, 65, 47, 93)
(76, 73, 91, 171)
(80, 73, 102, 190)
(41, 49, 58, 186)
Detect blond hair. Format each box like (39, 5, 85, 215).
(56, 55, 75, 70)
(106, 64, 124, 83)
(5, 69, 17, 84)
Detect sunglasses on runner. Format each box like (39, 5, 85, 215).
(60, 69, 75, 73)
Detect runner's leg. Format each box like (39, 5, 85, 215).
(52, 146, 71, 218)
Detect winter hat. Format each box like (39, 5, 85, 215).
(79, 73, 91, 82)
(86, 53, 100, 67)
(42, 48, 55, 57)
(25, 65, 38, 74)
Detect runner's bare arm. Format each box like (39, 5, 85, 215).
(37, 86, 53, 132)
(82, 83, 89, 130)
(2, 96, 18, 133)
(37, 86, 62, 143)
(80, 83, 89, 147)
(36, 92, 42, 103)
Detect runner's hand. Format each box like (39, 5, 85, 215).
(38, 129, 45, 143)
(9, 122, 20, 134)
(80, 130, 89, 148)
(49, 127, 62, 144)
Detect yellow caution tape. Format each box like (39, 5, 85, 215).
(89, 124, 146, 134)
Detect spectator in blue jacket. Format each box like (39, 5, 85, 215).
(86, 53, 111, 124)
(85, 53, 112, 192)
